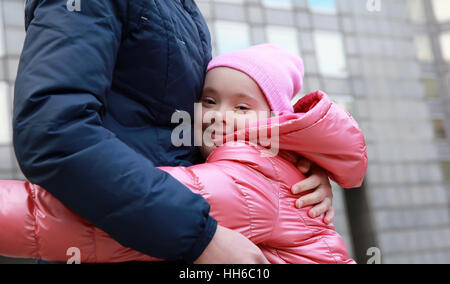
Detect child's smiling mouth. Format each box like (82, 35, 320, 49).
(211, 130, 225, 140)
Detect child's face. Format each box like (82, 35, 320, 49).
(196, 67, 271, 158)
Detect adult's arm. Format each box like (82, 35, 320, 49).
(13, 0, 216, 262)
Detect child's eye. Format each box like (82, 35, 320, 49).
(202, 98, 216, 105)
(236, 105, 250, 112)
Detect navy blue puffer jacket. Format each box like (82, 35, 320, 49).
(13, 0, 217, 262)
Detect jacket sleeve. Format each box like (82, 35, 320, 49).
(0, 180, 158, 263)
(279, 91, 368, 188)
(0, 162, 277, 262)
(13, 0, 216, 262)
(161, 164, 279, 245)
(0, 181, 41, 260)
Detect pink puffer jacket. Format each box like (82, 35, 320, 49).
(0, 91, 367, 264)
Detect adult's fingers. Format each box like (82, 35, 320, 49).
(295, 188, 327, 209)
(291, 174, 321, 195)
(324, 206, 336, 224)
(296, 158, 312, 174)
(307, 197, 333, 218)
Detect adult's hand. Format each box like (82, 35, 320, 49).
(291, 159, 335, 224)
(194, 225, 269, 264)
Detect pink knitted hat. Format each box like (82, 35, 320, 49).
(206, 44, 304, 112)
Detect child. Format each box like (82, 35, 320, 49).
(0, 44, 367, 264)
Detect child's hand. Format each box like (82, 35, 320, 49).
(291, 159, 335, 224)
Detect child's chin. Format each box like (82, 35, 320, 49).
(199, 144, 217, 159)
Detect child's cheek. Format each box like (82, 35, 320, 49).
(234, 113, 260, 131)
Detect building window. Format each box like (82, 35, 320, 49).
(422, 78, 439, 99)
(214, 21, 250, 55)
(431, 0, 450, 23)
(432, 119, 447, 140)
(414, 35, 434, 62)
(266, 26, 300, 55)
(262, 0, 293, 9)
(313, 31, 347, 78)
(308, 0, 336, 14)
(406, 0, 426, 23)
(216, 0, 244, 3)
(442, 162, 450, 182)
(0, 3, 5, 58)
(439, 32, 450, 62)
(0, 82, 11, 145)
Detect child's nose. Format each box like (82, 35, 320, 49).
(212, 107, 231, 125)
(211, 112, 225, 126)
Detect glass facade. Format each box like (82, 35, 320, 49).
(0, 0, 25, 182)
(408, 2, 450, 258)
(214, 21, 251, 54)
(308, 0, 337, 14)
(313, 31, 347, 77)
(1, 0, 450, 264)
(431, 0, 450, 22)
(440, 33, 450, 61)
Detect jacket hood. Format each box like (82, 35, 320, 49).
(211, 90, 368, 189)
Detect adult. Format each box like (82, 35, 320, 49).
(13, 0, 334, 263)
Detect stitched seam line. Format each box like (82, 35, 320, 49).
(274, 247, 291, 264)
(152, 0, 170, 95)
(182, 3, 208, 61)
(265, 155, 303, 264)
(295, 208, 339, 264)
(92, 226, 98, 263)
(183, 166, 220, 261)
(229, 175, 255, 240)
(185, 167, 204, 194)
(265, 156, 281, 242)
(241, 185, 256, 240)
(28, 184, 43, 260)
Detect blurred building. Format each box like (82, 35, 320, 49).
(1, 0, 450, 264)
(0, 0, 24, 181)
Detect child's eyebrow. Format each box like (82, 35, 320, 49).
(235, 93, 258, 102)
(203, 87, 218, 94)
(203, 87, 257, 103)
